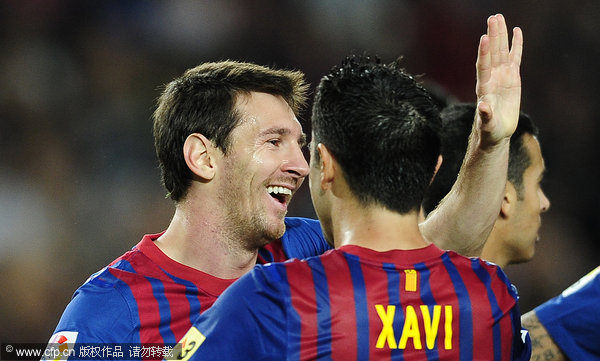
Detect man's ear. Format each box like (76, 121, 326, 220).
(500, 182, 517, 219)
(183, 133, 217, 181)
(316, 143, 336, 191)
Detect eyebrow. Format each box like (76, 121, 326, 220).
(259, 127, 307, 147)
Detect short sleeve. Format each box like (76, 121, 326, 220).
(47, 269, 136, 344)
(282, 217, 331, 259)
(535, 266, 600, 360)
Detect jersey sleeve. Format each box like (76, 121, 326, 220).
(282, 217, 331, 259)
(46, 268, 136, 344)
(534, 266, 600, 360)
(179, 264, 289, 361)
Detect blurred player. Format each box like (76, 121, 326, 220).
(423, 103, 550, 268)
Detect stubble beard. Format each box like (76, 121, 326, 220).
(218, 184, 286, 251)
(218, 155, 288, 250)
(225, 204, 286, 250)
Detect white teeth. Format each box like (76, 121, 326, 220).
(267, 186, 292, 195)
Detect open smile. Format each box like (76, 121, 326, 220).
(267, 185, 293, 206)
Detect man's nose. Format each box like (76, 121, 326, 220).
(283, 144, 309, 178)
(540, 189, 550, 212)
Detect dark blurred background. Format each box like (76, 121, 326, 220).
(1, 0, 598, 342)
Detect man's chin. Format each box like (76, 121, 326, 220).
(514, 246, 536, 265)
(267, 212, 287, 232)
(261, 217, 286, 242)
(270, 223, 286, 241)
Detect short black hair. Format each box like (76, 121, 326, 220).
(422, 103, 539, 215)
(311, 55, 441, 214)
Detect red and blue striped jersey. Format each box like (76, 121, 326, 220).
(46, 217, 327, 348)
(183, 244, 530, 361)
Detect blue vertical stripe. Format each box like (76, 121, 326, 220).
(415, 263, 439, 361)
(145, 276, 176, 344)
(308, 257, 332, 358)
(383, 263, 404, 361)
(269, 264, 302, 359)
(345, 253, 370, 360)
(441, 253, 472, 361)
(472, 260, 502, 361)
(163, 270, 203, 324)
(496, 267, 523, 361)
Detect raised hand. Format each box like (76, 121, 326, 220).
(475, 14, 523, 148)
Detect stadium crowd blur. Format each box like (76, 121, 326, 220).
(1, 1, 598, 342)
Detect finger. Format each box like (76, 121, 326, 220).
(476, 34, 491, 88)
(496, 14, 509, 64)
(509, 27, 523, 67)
(488, 15, 500, 67)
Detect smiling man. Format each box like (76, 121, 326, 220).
(45, 62, 324, 350)
(154, 90, 310, 274)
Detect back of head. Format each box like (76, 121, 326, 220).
(311, 55, 441, 214)
(152, 60, 308, 202)
(422, 103, 539, 215)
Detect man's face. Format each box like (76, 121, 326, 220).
(506, 134, 550, 263)
(217, 92, 309, 247)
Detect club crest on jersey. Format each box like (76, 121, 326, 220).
(41, 331, 78, 361)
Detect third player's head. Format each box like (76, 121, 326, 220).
(486, 112, 550, 266)
(424, 103, 550, 267)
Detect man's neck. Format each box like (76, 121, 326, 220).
(480, 228, 509, 269)
(331, 200, 429, 251)
(154, 202, 260, 279)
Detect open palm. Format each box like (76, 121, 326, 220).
(475, 14, 523, 147)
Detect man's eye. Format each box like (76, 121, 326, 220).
(268, 139, 281, 146)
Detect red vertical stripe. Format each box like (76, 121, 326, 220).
(286, 260, 319, 360)
(258, 239, 288, 263)
(421, 259, 460, 359)
(460, 260, 495, 360)
(109, 268, 164, 344)
(321, 253, 358, 360)
(360, 262, 393, 358)
(485, 264, 518, 361)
